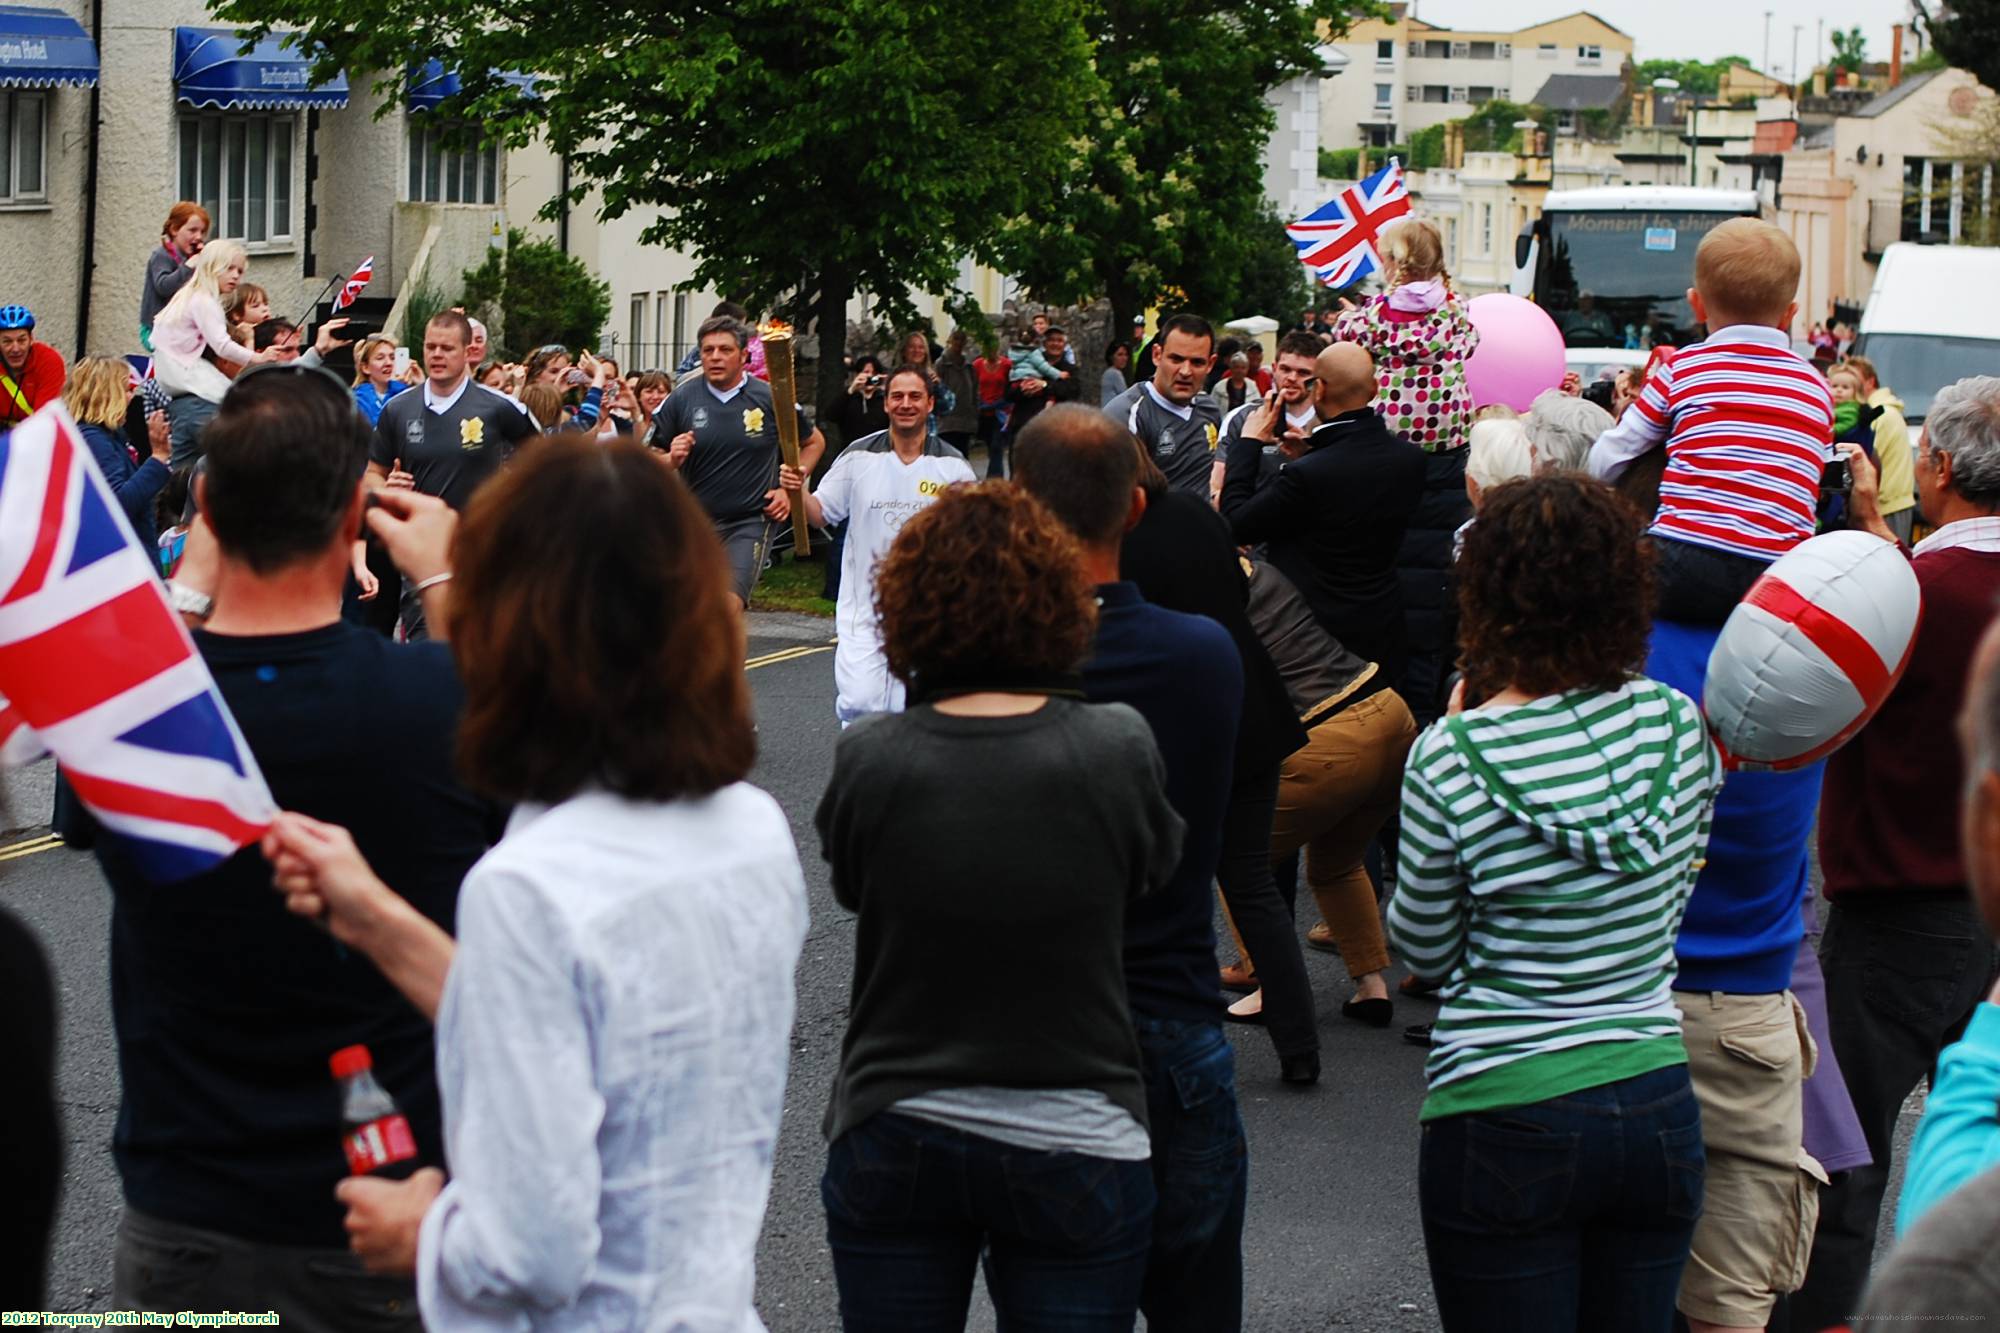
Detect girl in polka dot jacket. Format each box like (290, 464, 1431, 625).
(1333, 219, 1479, 453)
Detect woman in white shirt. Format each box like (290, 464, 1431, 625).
(149, 239, 276, 465)
(264, 437, 810, 1331)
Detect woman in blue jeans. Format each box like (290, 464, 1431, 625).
(815, 483, 1185, 1331)
(1386, 475, 1726, 1332)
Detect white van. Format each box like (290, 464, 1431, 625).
(1855, 243, 2000, 423)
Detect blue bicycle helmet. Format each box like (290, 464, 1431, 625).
(0, 305, 32, 330)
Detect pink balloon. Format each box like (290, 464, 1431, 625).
(1462, 293, 1566, 412)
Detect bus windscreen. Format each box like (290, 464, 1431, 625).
(1536, 210, 1749, 350)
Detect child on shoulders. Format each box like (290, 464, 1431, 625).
(1588, 219, 1835, 623)
(1332, 218, 1479, 453)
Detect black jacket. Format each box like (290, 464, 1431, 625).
(1005, 367, 1082, 433)
(1219, 407, 1426, 685)
(1122, 490, 1307, 781)
(1394, 446, 1473, 728)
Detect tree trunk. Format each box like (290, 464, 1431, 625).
(1107, 278, 1143, 363)
(813, 266, 852, 431)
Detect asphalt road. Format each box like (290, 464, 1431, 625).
(1, 610, 1914, 1330)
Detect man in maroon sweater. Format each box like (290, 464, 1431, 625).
(1794, 375, 2000, 1330)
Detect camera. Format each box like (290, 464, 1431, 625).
(1822, 457, 1852, 495)
(867, 374, 884, 388)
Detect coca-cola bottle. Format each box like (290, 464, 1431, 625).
(331, 1044, 418, 1178)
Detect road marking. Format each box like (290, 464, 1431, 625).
(0, 831, 64, 863)
(0, 654, 830, 862)
(745, 644, 834, 671)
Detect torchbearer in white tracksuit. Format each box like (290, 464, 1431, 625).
(780, 365, 977, 726)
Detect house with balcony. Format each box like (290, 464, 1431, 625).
(1318, 6, 1632, 155)
(1777, 67, 1997, 328)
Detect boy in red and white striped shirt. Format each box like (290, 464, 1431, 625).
(1589, 219, 1835, 622)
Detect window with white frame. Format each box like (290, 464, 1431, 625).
(1374, 83, 1393, 107)
(628, 295, 644, 359)
(653, 292, 669, 367)
(178, 112, 293, 244)
(406, 121, 499, 205)
(1375, 38, 1394, 63)
(672, 291, 691, 359)
(0, 91, 46, 204)
(1538, 43, 1557, 58)
(1479, 203, 1493, 255)
(1578, 44, 1603, 64)
(1470, 85, 1497, 103)
(1450, 86, 1469, 103)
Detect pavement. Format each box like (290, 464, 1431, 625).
(0, 610, 1918, 1330)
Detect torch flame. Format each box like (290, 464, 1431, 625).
(758, 319, 793, 341)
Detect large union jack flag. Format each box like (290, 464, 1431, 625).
(1288, 159, 1413, 290)
(0, 403, 274, 882)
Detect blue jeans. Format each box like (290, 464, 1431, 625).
(823, 1112, 1156, 1332)
(1419, 1063, 1705, 1333)
(1133, 1018, 1248, 1333)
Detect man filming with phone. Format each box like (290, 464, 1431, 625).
(1216, 331, 1325, 496)
(255, 316, 356, 370)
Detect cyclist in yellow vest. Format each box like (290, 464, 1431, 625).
(0, 306, 67, 432)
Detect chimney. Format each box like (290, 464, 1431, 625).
(1891, 23, 1904, 87)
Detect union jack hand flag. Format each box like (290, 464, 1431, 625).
(1288, 159, 1413, 290)
(333, 256, 375, 313)
(0, 403, 275, 882)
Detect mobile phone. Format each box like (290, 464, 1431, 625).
(565, 368, 589, 387)
(392, 347, 411, 378)
(1822, 458, 1852, 495)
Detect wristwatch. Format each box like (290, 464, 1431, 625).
(166, 580, 214, 621)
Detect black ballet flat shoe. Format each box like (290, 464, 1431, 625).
(1280, 1052, 1321, 1086)
(1342, 997, 1394, 1028)
(1403, 1021, 1435, 1048)
(1223, 1003, 1266, 1027)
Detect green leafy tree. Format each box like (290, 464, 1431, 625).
(213, 0, 1098, 414)
(1830, 26, 1868, 75)
(1319, 146, 1360, 178)
(461, 229, 612, 356)
(1458, 100, 1551, 153)
(1227, 208, 1313, 322)
(1634, 56, 1758, 96)
(995, 0, 1377, 334)
(1408, 123, 1447, 169)
(1920, 0, 2000, 91)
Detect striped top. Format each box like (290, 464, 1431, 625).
(1386, 679, 1724, 1121)
(1589, 325, 1835, 560)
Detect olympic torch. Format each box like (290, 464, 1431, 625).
(759, 320, 813, 557)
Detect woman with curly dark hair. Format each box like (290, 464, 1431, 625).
(1386, 473, 1726, 1333)
(815, 482, 1185, 1329)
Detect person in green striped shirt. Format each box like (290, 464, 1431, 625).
(1387, 474, 1726, 1333)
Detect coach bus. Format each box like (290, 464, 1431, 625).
(1512, 187, 1766, 359)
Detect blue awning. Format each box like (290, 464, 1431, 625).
(406, 60, 538, 112)
(172, 27, 348, 111)
(0, 5, 99, 88)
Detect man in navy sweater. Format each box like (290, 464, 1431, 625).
(1015, 405, 1250, 1333)
(1648, 622, 1827, 1333)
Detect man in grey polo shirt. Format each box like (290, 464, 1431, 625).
(654, 315, 825, 607)
(1101, 313, 1222, 497)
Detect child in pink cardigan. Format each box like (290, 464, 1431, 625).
(1332, 219, 1480, 453)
